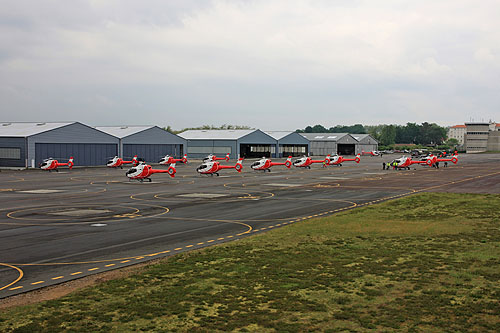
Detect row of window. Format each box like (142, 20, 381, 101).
(467, 132, 489, 135)
(0, 148, 21, 159)
(188, 146, 231, 154)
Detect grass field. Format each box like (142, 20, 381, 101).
(1, 193, 500, 332)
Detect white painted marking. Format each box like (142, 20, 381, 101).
(264, 183, 301, 187)
(18, 189, 65, 194)
(90, 223, 108, 227)
(51, 209, 112, 216)
(177, 193, 228, 198)
(320, 177, 350, 180)
(363, 172, 386, 175)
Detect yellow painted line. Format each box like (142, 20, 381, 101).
(135, 256, 144, 259)
(207, 240, 215, 243)
(226, 235, 233, 238)
(252, 230, 259, 232)
(31, 281, 44, 285)
(105, 264, 115, 267)
(197, 242, 204, 245)
(159, 250, 170, 254)
(88, 267, 99, 271)
(218, 237, 225, 240)
(0, 263, 24, 292)
(9, 286, 23, 290)
(268, 226, 274, 228)
(185, 245, 194, 248)
(51, 276, 64, 280)
(71, 272, 82, 275)
(120, 260, 130, 263)
(276, 224, 281, 226)
(174, 247, 182, 250)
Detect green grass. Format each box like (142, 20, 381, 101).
(2, 193, 500, 332)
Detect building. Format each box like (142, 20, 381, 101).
(447, 125, 466, 145)
(351, 134, 379, 154)
(178, 129, 277, 159)
(264, 131, 310, 157)
(465, 122, 493, 153)
(0, 122, 119, 168)
(95, 126, 186, 163)
(299, 133, 360, 156)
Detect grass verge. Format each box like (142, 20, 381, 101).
(1, 193, 500, 332)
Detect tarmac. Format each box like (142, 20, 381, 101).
(1, 153, 499, 298)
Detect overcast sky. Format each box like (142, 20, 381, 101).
(1, 0, 499, 130)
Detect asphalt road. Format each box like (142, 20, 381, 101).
(1, 153, 499, 298)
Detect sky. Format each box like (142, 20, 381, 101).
(0, 0, 499, 131)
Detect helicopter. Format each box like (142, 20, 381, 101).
(40, 157, 74, 171)
(292, 155, 330, 169)
(125, 162, 176, 182)
(251, 156, 292, 172)
(203, 153, 230, 163)
(159, 154, 188, 165)
(197, 158, 243, 176)
(106, 155, 138, 168)
(325, 154, 361, 166)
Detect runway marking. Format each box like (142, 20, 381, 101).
(135, 257, 144, 259)
(197, 242, 204, 245)
(31, 281, 44, 285)
(18, 189, 65, 194)
(174, 248, 182, 250)
(105, 264, 115, 267)
(185, 245, 194, 248)
(70, 272, 82, 275)
(207, 240, 215, 243)
(9, 286, 23, 291)
(120, 260, 130, 263)
(88, 268, 99, 271)
(0, 263, 24, 291)
(52, 276, 64, 280)
(263, 183, 301, 187)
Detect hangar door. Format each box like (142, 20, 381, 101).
(123, 144, 183, 163)
(35, 143, 117, 167)
(337, 144, 355, 155)
(240, 144, 273, 158)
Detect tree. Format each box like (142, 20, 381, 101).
(380, 125, 397, 146)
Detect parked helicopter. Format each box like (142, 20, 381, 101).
(159, 154, 188, 165)
(106, 155, 138, 168)
(126, 162, 176, 182)
(325, 154, 361, 166)
(361, 150, 381, 157)
(387, 156, 427, 170)
(293, 155, 330, 169)
(203, 153, 230, 163)
(40, 157, 74, 171)
(251, 156, 292, 172)
(197, 158, 243, 176)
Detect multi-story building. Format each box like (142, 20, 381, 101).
(447, 125, 466, 145)
(465, 123, 490, 153)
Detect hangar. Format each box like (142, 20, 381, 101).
(300, 133, 358, 156)
(264, 131, 310, 157)
(178, 130, 276, 159)
(95, 126, 186, 163)
(352, 134, 379, 154)
(0, 122, 119, 168)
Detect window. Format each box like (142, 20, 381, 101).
(0, 148, 21, 159)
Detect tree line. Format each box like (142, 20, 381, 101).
(296, 122, 448, 146)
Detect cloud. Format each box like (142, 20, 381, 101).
(0, 0, 499, 128)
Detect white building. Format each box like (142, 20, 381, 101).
(447, 125, 466, 145)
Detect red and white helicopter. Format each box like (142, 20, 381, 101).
(325, 154, 361, 166)
(251, 156, 292, 172)
(40, 157, 74, 171)
(203, 153, 230, 163)
(106, 155, 138, 168)
(389, 156, 428, 170)
(126, 162, 176, 182)
(197, 158, 243, 176)
(292, 155, 330, 169)
(420, 153, 459, 167)
(361, 150, 381, 157)
(159, 154, 188, 165)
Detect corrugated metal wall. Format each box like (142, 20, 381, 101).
(28, 123, 119, 167)
(123, 144, 182, 163)
(0, 137, 26, 167)
(35, 143, 117, 166)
